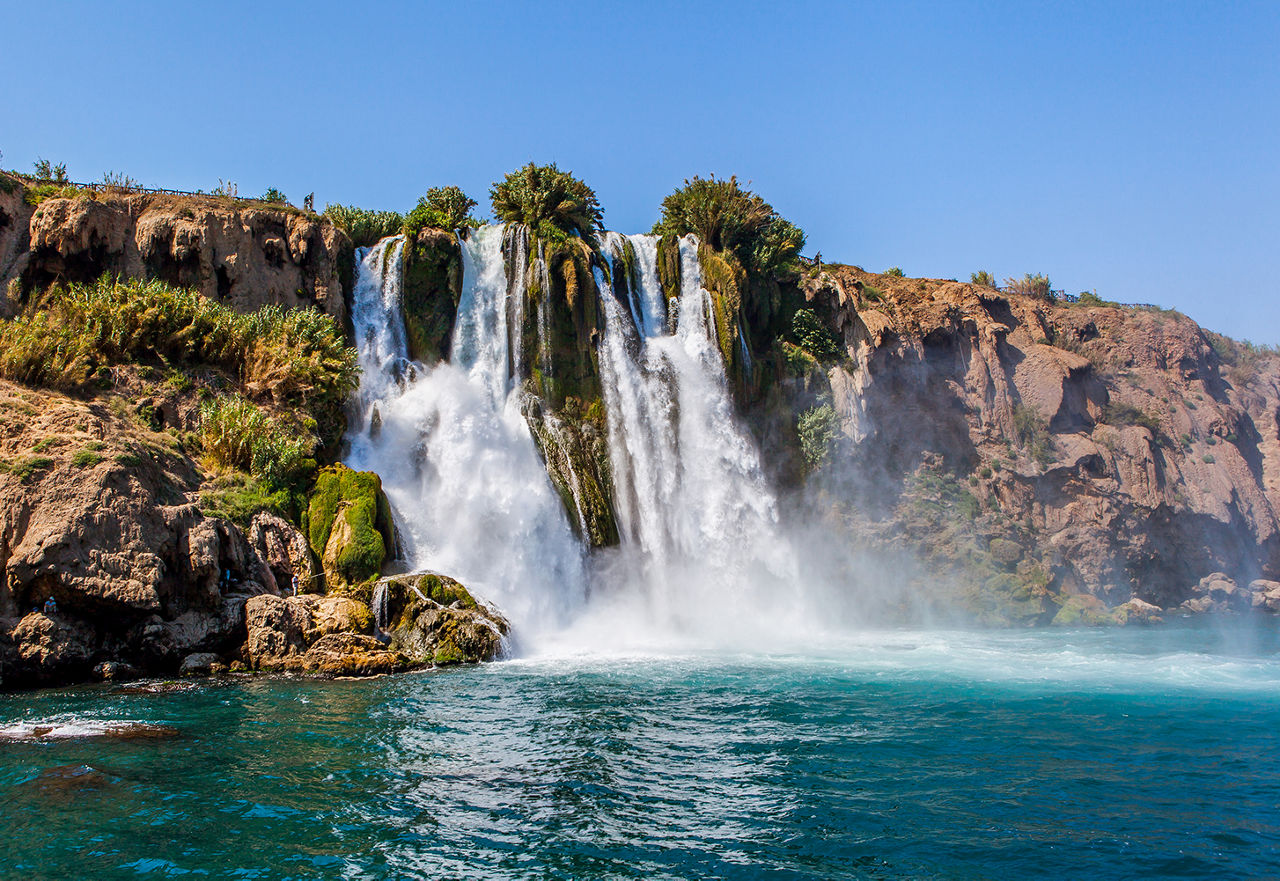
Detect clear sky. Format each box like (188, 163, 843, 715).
(3, 1, 1277, 341)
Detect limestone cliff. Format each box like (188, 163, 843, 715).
(776, 265, 1280, 621)
(0, 179, 350, 323)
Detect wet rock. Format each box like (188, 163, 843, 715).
(1113, 598, 1163, 625)
(244, 594, 386, 675)
(92, 661, 139, 681)
(1180, 572, 1253, 614)
(301, 633, 405, 677)
(178, 652, 226, 677)
(376, 573, 509, 665)
(1249, 579, 1280, 613)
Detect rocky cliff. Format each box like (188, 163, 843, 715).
(0, 181, 350, 323)
(777, 265, 1280, 621)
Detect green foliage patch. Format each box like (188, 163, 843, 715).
(790, 309, 840, 361)
(322, 204, 405, 248)
(0, 276, 357, 417)
(491, 163, 603, 245)
(403, 186, 480, 237)
(797, 404, 840, 472)
(652, 175, 804, 276)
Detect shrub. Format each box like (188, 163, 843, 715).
(651, 175, 804, 275)
(1012, 403, 1054, 466)
(101, 171, 141, 192)
(322, 203, 405, 248)
(12, 456, 54, 481)
(1100, 402, 1160, 434)
(71, 449, 103, 468)
(199, 394, 316, 488)
(971, 270, 995, 287)
(33, 158, 68, 183)
(403, 186, 480, 236)
(261, 187, 289, 205)
(885, 266, 904, 277)
(790, 309, 840, 361)
(797, 404, 840, 471)
(1004, 273, 1054, 302)
(491, 162, 603, 244)
(0, 276, 357, 416)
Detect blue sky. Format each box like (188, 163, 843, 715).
(3, 1, 1277, 341)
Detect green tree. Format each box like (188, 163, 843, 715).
(404, 186, 481, 236)
(490, 163, 603, 244)
(652, 175, 804, 275)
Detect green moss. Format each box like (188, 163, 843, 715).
(1051, 594, 1116, 626)
(417, 573, 478, 609)
(401, 231, 463, 363)
(306, 464, 396, 586)
(655, 232, 682, 302)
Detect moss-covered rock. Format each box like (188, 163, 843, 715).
(401, 228, 463, 364)
(1051, 593, 1118, 626)
(518, 235, 604, 408)
(304, 464, 396, 592)
(525, 396, 619, 547)
(375, 573, 509, 665)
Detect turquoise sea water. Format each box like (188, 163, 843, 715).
(2, 626, 1279, 880)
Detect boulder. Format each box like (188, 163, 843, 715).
(243, 594, 396, 676)
(305, 465, 396, 593)
(1249, 579, 1280, 613)
(178, 652, 226, 677)
(375, 573, 509, 665)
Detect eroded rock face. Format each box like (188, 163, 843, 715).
(3, 188, 350, 324)
(0, 380, 313, 688)
(243, 594, 402, 676)
(375, 573, 509, 665)
(787, 265, 1280, 619)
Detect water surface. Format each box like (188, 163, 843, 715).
(2, 626, 1279, 879)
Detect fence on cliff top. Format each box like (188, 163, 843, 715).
(9, 174, 304, 209)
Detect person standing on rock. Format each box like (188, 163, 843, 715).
(291, 574, 299, 596)
(43, 597, 57, 616)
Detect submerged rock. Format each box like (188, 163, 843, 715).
(375, 573, 510, 666)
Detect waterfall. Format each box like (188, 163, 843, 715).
(345, 225, 586, 638)
(345, 223, 806, 653)
(590, 233, 800, 636)
(372, 580, 390, 631)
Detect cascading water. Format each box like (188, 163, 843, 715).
(581, 232, 804, 644)
(345, 226, 586, 639)
(345, 223, 807, 653)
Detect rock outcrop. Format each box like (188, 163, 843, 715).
(0, 377, 304, 687)
(243, 593, 406, 676)
(780, 265, 1280, 621)
(374, 573, 509, 665)
(303, 464, 397, 595)
(0, 181, 350, 324)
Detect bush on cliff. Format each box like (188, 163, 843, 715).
(790, 309, 841, 362)
(199, 394, 317, 487)
(0, 276, 357, 416)
(403, 186, 481, 237)
(490, 163, 603, 245)
(1004, 273, 1055, 302)
(652, 175, 805, 276)
(322, 204, 404, 248)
